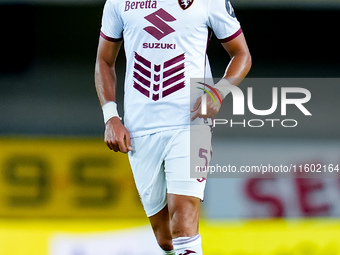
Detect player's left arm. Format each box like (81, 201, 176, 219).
(220, 31, 252, 86)
(191, 32, 252, 120)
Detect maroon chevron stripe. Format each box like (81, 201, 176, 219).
(133, 72, 151, 87)
(163, 72, 184, 87)
(133, 81, 150, 97)
(152, 93, 159, 101)
(164, 53, 185, 69)
(135, 52, 151, 68)
(153, 84, 160, 91)
(163, 62, 185, 79)
(162, 81, 185, 98)
(134, 62, 151, 78)
(154, 74, 160, 82)
(154, 64, 161, 72)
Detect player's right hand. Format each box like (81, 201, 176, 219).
(104, 117, 132, 153)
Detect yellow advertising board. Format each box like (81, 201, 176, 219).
(0, 137, 145, 218)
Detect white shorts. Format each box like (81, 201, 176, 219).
(128, 125, 212, 217)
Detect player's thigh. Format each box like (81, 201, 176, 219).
(165, 125, 212, 200)
(128, 134, 168, 217)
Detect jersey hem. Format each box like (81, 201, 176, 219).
(130, 125, 190, 138)
(219, 28, 243, 43)
(100, 31, 123, 42)
(129, 122, 212, 138)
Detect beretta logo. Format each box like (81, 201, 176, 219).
(125, 0, 157, 12)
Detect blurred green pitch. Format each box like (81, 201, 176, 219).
(0, 218, 339, 255)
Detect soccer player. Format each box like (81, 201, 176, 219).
(95, 0, 251, 254)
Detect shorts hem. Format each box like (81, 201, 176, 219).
(145, 200, 168, 218)
(167, 189, 204, 201)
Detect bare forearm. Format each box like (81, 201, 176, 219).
(95, 60, 117, 106)
(95, 38, 122, 106)
(221, 32, 252, 86)
(223, 51, 252, 86)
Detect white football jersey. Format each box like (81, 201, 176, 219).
(101, 0, 241, 137)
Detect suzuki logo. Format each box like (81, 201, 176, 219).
(144, 8, 176, 40)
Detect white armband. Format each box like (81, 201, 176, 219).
(214, 79, 232, 99)
(102, 101, 121, 124)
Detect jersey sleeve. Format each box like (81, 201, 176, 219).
(207, 0, 242, 42)
(100, 0, 124, 42)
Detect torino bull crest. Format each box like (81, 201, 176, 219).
(178, 0, 194, 10)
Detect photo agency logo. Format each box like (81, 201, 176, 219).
(196, 79, 312, 128)
(196, 82, 222, 114)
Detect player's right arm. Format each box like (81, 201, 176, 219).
(95, 37, 132, 153)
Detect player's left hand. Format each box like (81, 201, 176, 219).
(191, 90, 222, 121)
